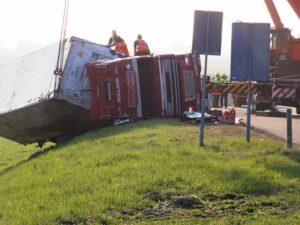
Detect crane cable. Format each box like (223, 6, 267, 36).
(54, 0, 70, 92)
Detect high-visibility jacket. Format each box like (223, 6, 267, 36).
(115, 42, 129, 57)
(135, 40, 150, 55)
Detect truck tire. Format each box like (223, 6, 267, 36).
(297, 107, 300, 115)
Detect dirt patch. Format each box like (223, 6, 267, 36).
(109, 210, 134, 216)
(202, 193, 247, 201)
(192, 193, 298, 219)
(143, 192, 298, 219)
(166, 196, 204, 209)
(58, 218, 93, 225)
(144, 209, 170, 216)
(59, 221, 77, 225)
(144, 191, 166, 202)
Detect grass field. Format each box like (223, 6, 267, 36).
(0, 119, 299, 225)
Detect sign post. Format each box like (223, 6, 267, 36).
(199, 15, 210, 147)
(246, 25, 253, 142)
(246, 80, 252, 142)
(286, 109, 293, 149)
(192, 10, 223, 147)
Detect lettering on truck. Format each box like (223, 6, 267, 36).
(115, 77, 122, 103)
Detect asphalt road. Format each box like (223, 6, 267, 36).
(236, 107, 300, 146)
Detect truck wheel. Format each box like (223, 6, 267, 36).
(297, 107, 300, 115)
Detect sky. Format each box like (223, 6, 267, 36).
(0, 0, 299, 74)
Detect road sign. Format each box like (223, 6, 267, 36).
(192, 11, 223, 55)
(192, 11, 223, 147)
(231, 22, 270, 142)
(231, 23, 270, 82)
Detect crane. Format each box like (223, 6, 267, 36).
(288, 0, 300, 18)
(240, 0, 300, 114)
(264, 0, 300, 60)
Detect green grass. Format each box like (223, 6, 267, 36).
(0, 137, 39, 172)
(0, 119, 299, 225)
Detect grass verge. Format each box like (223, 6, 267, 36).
(0, 119, 299, 225)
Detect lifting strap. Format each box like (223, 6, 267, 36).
(54, 0, 70, 91)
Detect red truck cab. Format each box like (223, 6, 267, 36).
(87, 54, 201, 125)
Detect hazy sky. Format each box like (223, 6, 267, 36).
(0, 0, 299, 73)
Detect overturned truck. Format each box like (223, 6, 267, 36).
(0, 37, 119, 145)
(0, 37, 201, 145)
(87, 54, 201, 125)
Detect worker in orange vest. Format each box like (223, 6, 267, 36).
(134, 34, 150, 56)
(107, 30, 129, 57)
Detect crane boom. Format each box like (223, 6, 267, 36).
(264, 0, 284, 29)
(287, 0, 300, 18)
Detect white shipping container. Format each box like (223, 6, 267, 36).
(0, 37, 119, 145)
